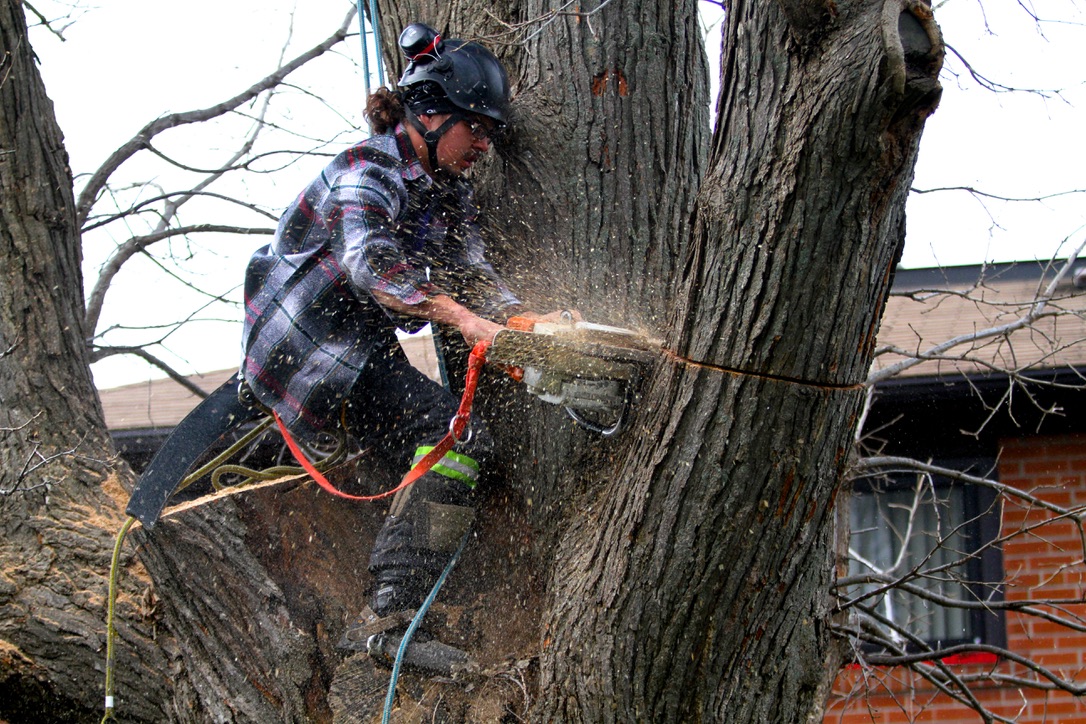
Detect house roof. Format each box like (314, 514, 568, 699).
(98, 260, 1086, 432)
(874, 260, 1086, 380)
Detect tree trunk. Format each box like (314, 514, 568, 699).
(537, 1, 942, 720)
(0, 2, 171, 719)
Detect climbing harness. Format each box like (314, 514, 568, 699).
(272, 339, 490, 501)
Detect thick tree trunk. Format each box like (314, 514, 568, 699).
(538, 1, 942, 720)
(0, 2, 172, 719)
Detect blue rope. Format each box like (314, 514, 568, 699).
(357, 0, 386, 103)
(368, 0, 385, 86)
(381, 532, 470, 724)
(356, 1, 372, 100)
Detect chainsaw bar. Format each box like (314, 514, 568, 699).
(488, 321, 662, 436)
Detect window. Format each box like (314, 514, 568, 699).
(846, 459, 1005, 654)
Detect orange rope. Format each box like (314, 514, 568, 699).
(273, 339, 491, 501)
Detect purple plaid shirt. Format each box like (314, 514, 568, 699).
(242, 124, 521, 437)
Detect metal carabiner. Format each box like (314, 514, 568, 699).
(449, 414, 474, 445)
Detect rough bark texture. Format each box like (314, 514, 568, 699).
(537, 0, 942, 721)
(0, 1, 172, 719)
(130, 479, 381, 722)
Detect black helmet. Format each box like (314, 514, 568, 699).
(397, 23, 511, 127)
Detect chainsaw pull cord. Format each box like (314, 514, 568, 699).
(272, 339, 490, 501)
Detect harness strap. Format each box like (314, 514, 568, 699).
(273, 339, 491, 502)
(404, 107, 463, 172)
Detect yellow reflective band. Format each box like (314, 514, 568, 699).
(412, 446, 480, 487)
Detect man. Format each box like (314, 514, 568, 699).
(241, 23, 566, 632)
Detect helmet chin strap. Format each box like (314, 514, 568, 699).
(405, 108, 464, 175)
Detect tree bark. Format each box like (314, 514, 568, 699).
(537, 1, 942, 720)
(0, 1, 171, 719)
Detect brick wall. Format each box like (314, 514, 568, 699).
(824, 433, 1086, 723)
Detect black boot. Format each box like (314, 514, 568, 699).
(367, 471, 475, 612)
(371, 566, 431, 618)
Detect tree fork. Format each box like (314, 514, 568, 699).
(537, 1, 943, 721)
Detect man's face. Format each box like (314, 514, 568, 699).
(432, 114, 495, 176)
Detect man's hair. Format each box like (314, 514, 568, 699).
(364, 87, 406, 134)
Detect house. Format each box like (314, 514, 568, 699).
(827, 260, 1086, 723)
(97, 261, 1086, 722)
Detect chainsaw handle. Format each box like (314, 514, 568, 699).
(505, 315, 538, 332)
(564, 381, 632, 437)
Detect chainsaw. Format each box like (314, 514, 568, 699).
(125, 315, 661, 528)
(488, 314, 662, 436)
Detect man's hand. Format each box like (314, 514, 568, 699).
(459, 315, 504, 347)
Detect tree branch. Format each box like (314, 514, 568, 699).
(73, 6, 356, 228)
(93, 347, 216, 399)
(867, 245, 1086, 384)
(84, 224, 271, 337)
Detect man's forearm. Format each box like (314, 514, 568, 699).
(372, 290, 504, 346)
(373, 290, 475, 327)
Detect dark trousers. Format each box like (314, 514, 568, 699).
(342, 340, 491, 592)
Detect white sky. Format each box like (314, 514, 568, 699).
(25, 0, 1086, 389)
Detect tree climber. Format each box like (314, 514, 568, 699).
(240, 23, 568, 633)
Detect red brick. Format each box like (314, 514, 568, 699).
(826, 433, 1086, 724)
(1030, 651, 1081, 667)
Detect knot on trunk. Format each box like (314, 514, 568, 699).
(881, 0, 944, 117)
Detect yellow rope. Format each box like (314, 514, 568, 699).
(99, 417, 350, 720)
(101, 515, 135, 723)
(176, 416, 275, 493)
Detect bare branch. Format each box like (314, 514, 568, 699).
(92, 346, 215, 399)
(911, 184, 1086, 203)
(73, 6, 357, 228)
(83, 191, 280, 233)
(853, 456, 1077, 519)
(944, 42, 1067, 99)
(0, 424, 103, 500)
(84, 224, 271, 336)
(840, 606, 1005, 722)
(21, 2, 65, 40)
(868, 245, 1086, 384)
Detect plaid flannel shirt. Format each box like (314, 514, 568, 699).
(242, 124, 521, 437)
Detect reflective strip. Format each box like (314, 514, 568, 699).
(413, 446, 480, 487)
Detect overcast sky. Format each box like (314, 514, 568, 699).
(26, 0, 1086, 388)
